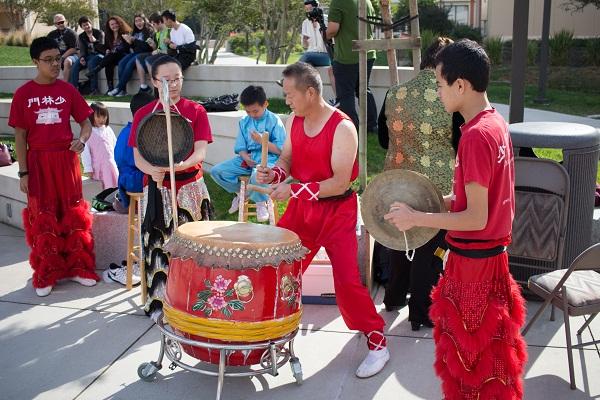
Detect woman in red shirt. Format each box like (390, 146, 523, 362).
(129, 56, 214, 319)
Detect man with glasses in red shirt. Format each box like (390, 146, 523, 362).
(47, 14, 78, 82)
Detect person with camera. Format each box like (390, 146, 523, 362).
(300, 0, 330, 67)
(300, 0, 337, 105)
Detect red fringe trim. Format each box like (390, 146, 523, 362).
(32, 254, 65, 288)
(64, 230, 94, 254)
(61, 201, 92, 234)
(430, 273, 528, 400)
(65, 251, 99, 281)
(33, 233, 64, 255)
(29, 211, 59, 238)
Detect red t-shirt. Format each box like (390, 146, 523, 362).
(129, 98, 213, 185)
(290, 109, 358, 183)
(8, 79, 92, 147)
(447, 109, 515, 248)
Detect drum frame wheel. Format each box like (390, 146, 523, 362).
(138, 313, 303, 400)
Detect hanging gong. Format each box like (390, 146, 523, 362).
(136, 111, 194, 167)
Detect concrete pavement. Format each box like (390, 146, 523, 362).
(1, 222, 599, 400)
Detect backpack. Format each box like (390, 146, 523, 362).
(92, 187, 119, 211)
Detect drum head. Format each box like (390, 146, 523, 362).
(136, 111, 194, 167)
(361, 169, 446, 251)
(166, 221, 308, 269)
(176, 221, 300, 249)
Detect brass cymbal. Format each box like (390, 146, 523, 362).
(361, 169, 446, 251)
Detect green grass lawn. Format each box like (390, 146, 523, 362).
(487, 82, 600, 117)
(0, 45, 30, 66)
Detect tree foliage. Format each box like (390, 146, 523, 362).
(258, 0, 305, 64)
(183, 0, 262, 64)
(36, 0, 97, 29)
(97, 0, 186, 26)
(561, 0, 600, 12)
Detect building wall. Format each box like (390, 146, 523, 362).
(486, 0, 600, 39)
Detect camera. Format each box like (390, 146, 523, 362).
(306, 7, 324, 24)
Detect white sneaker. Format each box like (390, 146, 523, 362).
(107, 88, 120, 96)
(228, 195, 240, 214)
(35, 286, 53, 297)
(355, 348, 390, 378)
(71, 276, 97, 287)
(104, 264, 140, 286)
(256, 201, 269, 222)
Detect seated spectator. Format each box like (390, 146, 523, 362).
(108, 13, 154, 97)
(161, 9, 197, 71)
(210, 85, 286, 222)
(70, 16, 105, 95)
(86, 16, 132, 94)
(136, 12, 170, 93)
(47, 14, 78, 82)
(113, 92, 155, 213)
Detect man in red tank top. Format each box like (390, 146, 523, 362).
(257, 62, 389, 379)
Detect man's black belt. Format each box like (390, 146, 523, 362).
(320, 188, 354, 201)
(447, 242, 507, 259)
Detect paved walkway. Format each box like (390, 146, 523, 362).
(1, 222, 599, 400)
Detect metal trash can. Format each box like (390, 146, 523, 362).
(509, 122, 600, 273)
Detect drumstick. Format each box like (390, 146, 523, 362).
(161, 77, 179, 229)
(246, 184, 273, 195)
(260, 131, 269, 168)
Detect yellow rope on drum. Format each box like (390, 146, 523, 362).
(163, 304, 302, 342)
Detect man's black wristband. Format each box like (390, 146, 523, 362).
(18, 171, 28, 178)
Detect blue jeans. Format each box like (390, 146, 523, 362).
(210, 156, 273, 203)
(332, 58, 378, 132)
(299, 51, 331, 67)
(116, 52, 149, 92)
(70, 54, 103, 91)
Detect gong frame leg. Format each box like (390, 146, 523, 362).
(215, 348, 226, 400)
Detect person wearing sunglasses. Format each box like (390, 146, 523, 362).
(47, 14, 78, 82)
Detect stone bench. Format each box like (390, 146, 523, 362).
(0, 63, 420, 113)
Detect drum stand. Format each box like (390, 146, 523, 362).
(138, 313, 303, 400)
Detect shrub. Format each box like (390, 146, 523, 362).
(451, 24, 482, 43)
(420, 29, 441, 54)
(527, 40, 538, 66)
(484, 36, 503, 65)
(0, 31, 31, 47)
(549, 29, 573, 65)
(586, 37, 600, 66)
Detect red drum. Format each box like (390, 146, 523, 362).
(164, 221, 307, 366)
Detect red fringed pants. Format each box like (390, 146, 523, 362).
(22, 144, 99, 288)
(429, 251, 527, 400)
(278, 193, 385, 338)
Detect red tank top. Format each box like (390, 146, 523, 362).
(289, 109, 359, 183)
